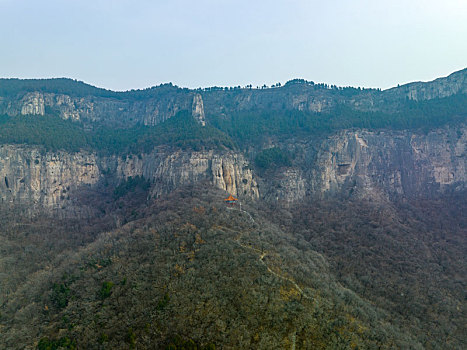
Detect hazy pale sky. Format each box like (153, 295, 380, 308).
(1, 0, 466, 91)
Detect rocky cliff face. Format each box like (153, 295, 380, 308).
(382, 68, 467, 102)
(1, 124, 464, 213)
(0, 70, 466, 212)
(263, 125, 466, 204)
(202, 69, 467, 115)
(0, 89, 195, 126)
(0, 146, 258, 214)
(0, 146, 100, 211)
(112, 149, 258, 199)
(2, 69, 465, 125)
(192, 93, 206, 126)
(20, 92, 45, 115)
(0, 85, 210, 127)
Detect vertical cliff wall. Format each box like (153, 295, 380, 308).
(0, 146, 259, 214)
(0, 90, 195, 126)
(263, 125, 466, 203)
(314, 127, 465, 198)
(0, 146, 100, 211)
(0, 118, 465, 212)
(1, 69, 466, 128)
(113, 150, 258, 199)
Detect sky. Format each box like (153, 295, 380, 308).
(0, 0, 466, 91)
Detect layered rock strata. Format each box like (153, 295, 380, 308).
(0, 147, 259, 213)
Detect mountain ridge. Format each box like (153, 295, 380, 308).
(0, 69, 466, 349)
(1, 67, 466, 95)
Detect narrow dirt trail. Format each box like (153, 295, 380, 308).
(223, 207, 310, 299)
(223, 207, 306, 349)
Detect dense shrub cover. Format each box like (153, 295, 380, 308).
(255, 147, 292, 169)
(211, 94, 467, 145)
(0, 111, 235, 154)
(2, 186, 450, 349)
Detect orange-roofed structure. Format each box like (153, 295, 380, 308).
(224, 195, 238, 205)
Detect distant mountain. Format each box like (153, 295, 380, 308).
(0, 70, 465, 349)
(0, 68, 466, 127)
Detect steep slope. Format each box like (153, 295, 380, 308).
(381, 68, 467, 102)
(258, 125, 466, 204)
(1, 124, 464, 213)
(282, 194, 467, 349)
(1, 186, 425, 349)
(0, 70, 466, 349)
(0, 145, 258, 214)
(0, 80, 193, 127)
(0, 69, 466, 126)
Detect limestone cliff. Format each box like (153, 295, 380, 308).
(20, 92, 45, 115)
(0, 89, 194, 126)
(383, 68, 467, 101)
(1, 69, 465, 126)
(0, 70, 466, 212)
(263, 125, 466, 203)
(2, 124, 464, 213)
(110, 150, 258, 199)
(0, 146, 100, 211)
(0, 146, 258, 214)
(192, 93, 206, 126)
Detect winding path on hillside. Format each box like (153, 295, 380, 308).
(223, 207, 309, 349)
(223, 207, 309, 299)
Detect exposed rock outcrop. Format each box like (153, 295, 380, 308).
(265, 125, 466, 203)
(20, 92, 45, 115)
(0, 69, 466, 212)
(192, 93, 206, 126)
(114, 150, 258, 199)
(0, 89, 194, 126)
(0, 146, 259, 214)
(1, 69, 465, 124)
(383, 68, 467, 101)
(0, 146, 100, 211)
(2, 124, 464, 213)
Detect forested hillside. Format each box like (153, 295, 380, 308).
(0, 112, 234, 154)
(0, 71, 465, 349)
(1, 185, 434, 349)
